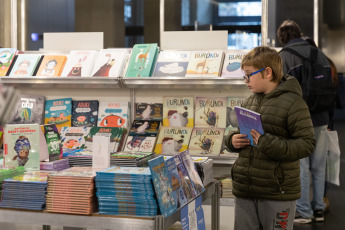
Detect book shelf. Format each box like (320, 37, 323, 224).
(0, 180, 220, 230)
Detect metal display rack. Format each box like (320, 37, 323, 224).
(0, 180, 220, 230)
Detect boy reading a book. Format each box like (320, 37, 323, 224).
(225, 46, 315, 230)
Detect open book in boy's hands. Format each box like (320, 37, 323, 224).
(234, 106, 264, 146)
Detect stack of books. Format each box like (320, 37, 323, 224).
(40, 158, 70, 171)
(0, 166, 25, 196)
(46, 167, 97, 215)
(95, 166, 158, 216)
(110, 151, 156, 167)
(193, 157, 214, 187)
(0, 171, 50, 210)
(219, 177, 234, 198)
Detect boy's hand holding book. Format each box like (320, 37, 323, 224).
(232, 133, 251, 149)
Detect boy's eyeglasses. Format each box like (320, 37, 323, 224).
(243, 68, 266, 82)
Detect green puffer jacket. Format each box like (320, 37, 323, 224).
(225, 74, 315, 201)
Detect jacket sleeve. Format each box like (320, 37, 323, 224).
(258, 99, 316, 162)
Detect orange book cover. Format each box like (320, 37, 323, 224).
(36, 55, 67, 76)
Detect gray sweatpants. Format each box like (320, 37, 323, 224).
(234, 197, 296, 230)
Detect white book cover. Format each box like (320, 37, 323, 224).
(153, 50, 191, 77)
(195, 97, 227, 128)
(97, 101, 129, 128)
(92, 135, 111, 169)
(186, 50, 224, 77)
(163, 96, 194, 127)
(188, 127, 225, 156)
(60, 50, 98, 77)
(154, 127, 193, 155)
(221, 50, 249, 78)
(91, 49, 129, 77)
(226, 96, 246, 128)
(9, 54, 41, 77)
(123, 135, 157, 152)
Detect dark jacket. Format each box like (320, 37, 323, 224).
(225, 75, 315, 201)
(279, 38, 331, 127)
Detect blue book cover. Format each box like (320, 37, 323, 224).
(165, 157, 188, 208)
(72, 100, 98, 127)
(148, 156, 178, 216)
(234, 106, 264, 146)
(44, 98, 72, 132)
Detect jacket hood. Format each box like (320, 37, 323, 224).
(265, 74, 303, 99)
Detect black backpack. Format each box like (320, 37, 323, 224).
(282, 46, 336, 114)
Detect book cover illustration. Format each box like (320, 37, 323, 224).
(163, 96, 194, 127)
(173, 155, 196, 201)
(221, 50, 249, 78)
(220, 127, 239, 157)
(0, 48, 18, 76)
(60, 50, 98, 77)
(60, 127, 91, 154)
(234, 106, 264, 146)
(153, 50, 191, 77)
(129, 120, 160, 136)
(134, 103, 163, 121)
(44, 98, 72, 132)
(72, 100, 98, 127)
(3, 124, 41, 170)
(154, 127, 193, 155)
(195, 97, 227, 128)
(97, 101, 129, 128)
(123, 135, 157, 152)
(148, 156, 178, 216)
(125, 43, 159, 77)
(91, 49, 128, 77)
(42, 124, 62, 161)
(36, 55, 67, 76)
(186, 50, 224, 77)
(179, 150, 205, 195)
(226, 96, 246, 128)
(188, 127, 225, 156)
(9, 94, 45, 125)
(9, 54, 41, 77)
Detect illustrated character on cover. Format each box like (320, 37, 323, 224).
(196, 59, 206, 73)
(195, 136, 214, 154)
(14, 60, 31, 76)
(12, 107, 33, 123)
(177, 166, 194, 200)
(161, 135, 184, 154)
(100, 115, 126, 127)
(67, 56, 87, 77)
(157, 170, 175, 208)
(141, 104, 152, 119)
(40, 59, 57, 76)
(63, 139, 80, 149)
(168, 107, 189, 127)
(0, 50, 13, 66)
(137, 44, 151, 66)
(13, 136, 31, 166)
(226, 107, 238, 127)
(126, 136, 146, 150)
(93, 54, 115, 77)
(135, 121, 149, 134)
(49, 112, 68, 124)
(75, 116, 87, 125)
(227, 61, 241, 73)
(200, 107, 219, 127)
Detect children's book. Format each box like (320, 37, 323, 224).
(165, 157, 188, 208)
(91, 49, 129, 77)
(186, 50, 224, 77)
(60, 50, 98, 77)
(125, 43, 159, 77)
(173, 154, 196, 200)
(0, 48, 18, 76)
(234, 106, 264, 146)
(221, 50, 249, 78)
(134, 103, 163, 121)
(220, 127, 239, 157)
(195, 97, 227, 128)
(9, 94, 45, 125)
(123, 135, 157, 153)
(42, 124, 62, 161)
(148, 156, 178, 216)
(44, 98, 72, 132)
(60, 127, 91, 154)
(128, 120, 160, 136)
(154, 127, 193, 155)
(163, 96, 194, 127)
(3, 124, 47, 170)
(188, 127, 225, 156)
(226, 96, 246, 128)
(153, 50, 191, 77)
(9, 54, 41, 77)
(36, 55, 67, 76)
(97, 101, 129, 128)
(179, 150, 205, 195)
(72, 100, 98, 127)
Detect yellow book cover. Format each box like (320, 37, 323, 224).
(36, 55, 67, 76)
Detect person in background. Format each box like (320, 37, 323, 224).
(277, 19, 333, 224)
(225, 46, 315, 230)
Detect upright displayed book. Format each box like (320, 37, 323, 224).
(72, 100, 98, 127)
(221, 50, 249, 78)
(9, 94, 45, 125)
(60, 127, 91, 154)
(148, 156, 178, 216)
(134, 103, 163, 120)
(36, 55, 67, 76)
(153, 50, 191, 77)
(220, 127, 239, 158)
(60, 50, 98, 77)
(97, 101, 129, 128)
(234, 106, 264, 146)
(0, 48, 18, 76)
(91, 49, 129, 77)
(42, 124, 62, 161)
(163, 96, 194, 127)
(186, 50, 224, 77)
(44, 98, 72, 132)
(226, 96, 246, 128)
(9, 54, 41, 77)
(154, 127, 193, 155)
(195, 97, 227, 128)
(125, 43, 159, 77)
(188, 127, 225, 156)
(173, 154, 196, 201)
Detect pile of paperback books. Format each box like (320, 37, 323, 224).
(110, 151, 156, 167)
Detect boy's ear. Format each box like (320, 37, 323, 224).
(265, 67, 273, 79)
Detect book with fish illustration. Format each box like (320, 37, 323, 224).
(44, 98, 72, 132)
(97, 101, 129, 128)
(154, 127, 193, 155)
(186, 50, 224, 77)
(60, 50, 98, 77)
(195, 97, 227, 128)
(153, 50, 191, 77)
(221, 50, 249, 78)
(91, 49, 129, 77)
(36, 55, 67, 76)
(188, 127, 225, 156)
(0, 48, 18, 76)
(72, 100, 98, 127)
(60, 127, 91, 154)
(163, 96, 194, 127)
(134, 103, 163, 121)
(9, 54, 41, 77)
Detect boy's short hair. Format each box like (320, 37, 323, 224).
(241, 46, 283, 83)
(277, 20, 302, 45)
